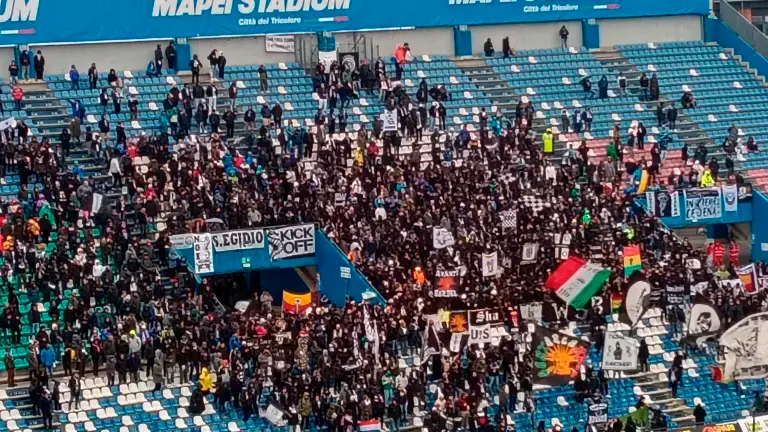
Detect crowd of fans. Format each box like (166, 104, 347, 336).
(0, 38, 764, 432)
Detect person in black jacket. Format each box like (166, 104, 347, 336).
(223, 108, 236, 139)
(218, 51, 227, 80)
(165, 42, 177, 71)
(60, 128, 71, 157)
(559, 25, 569, 48)
(87, 63, 98, 89)
(33, 50, 45, 81)
(228, 82, 238, 110)
(20, 50, 30, 80)
(388, 400, 402, 432)
(244, 106, 256, 131)
(668, 104, 678, 130)
(207, 50, 218, 80)
(40, 390, 53, 429)
(189, 387, 205, 415)
(154, 44, 163, 75)
(271, 103, 283, 128)
(190, 55, 202, 86)
(99, 89, 109, 114)
(209, 110, 221, 134)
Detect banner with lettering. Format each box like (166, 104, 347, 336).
(532, 326, 590, 386)
(684, 189, 722, 221)
(468, 309, 505, 344)
(433, 269, 461, 298)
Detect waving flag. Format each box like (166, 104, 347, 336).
(282, 291, 312, 314)
(623, 245, 642, 276)
(546, 257, 611, 310)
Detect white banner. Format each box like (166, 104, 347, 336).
(381, 108, 398, 132)
(212, 229, 265, 252)
(318, 49, 337, 70)
(0, 117, 16, 132)
(91, 193, 104, 214)
(265, 35, 295, 53)
(723, 183, 739, 212)
(268, 224, 316, 260)
(520, 303, 543, 324)
(261, 404, 286, 426)
(482, 252, 499, 277)
(170, 234, 194, 250)
(433, 227, 455, 249)
(521, 242, 539, 264)
(193, 233, 215, 274)
(601, 332, 638, 370)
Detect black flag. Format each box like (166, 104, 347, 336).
(683, 295, 723, 346)
(420, 321, 442, 364)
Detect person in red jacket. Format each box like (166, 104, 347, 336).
(709, 241, 725, 267)
(729, 239, 740, 266)
(11, 85, 23, 111)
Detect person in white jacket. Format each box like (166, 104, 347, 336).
(109, 155, 122, 187)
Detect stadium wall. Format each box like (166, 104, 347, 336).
(0, 47, 14, 76)
(597, 16, 703, 47)
(360, 28, 454, 58)
(470, 21, 583, 54)
(29, 40, 171, 75)
(189, 36, 295, 67)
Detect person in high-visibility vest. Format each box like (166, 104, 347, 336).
(700, 168, 715, 188)
(542, 128, 554, 155)
(709, 241, 725, 267)
(729, 239, 740, 266)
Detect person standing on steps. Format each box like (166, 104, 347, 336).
(33, 50, 45, 81)
(559, 25, 569, 48)
(165, 42, 177, 71)
(154, 44, 164, 75)
(4, 349, 15, 387)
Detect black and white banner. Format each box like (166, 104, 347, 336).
(468, 309, 504, 344)
(665, 285, 686, 305)
(500, 209, 517, 231)
(381, 108, 398, 132)
(433, 227, 455, 249)
(521, 242, 539, 264)
(722, 184, 738, 212)
(587, 403, 608, 425)
(265, 35, 295, 53)
(212, 229, 265, 252)
(482, 252, 499, 277)
(520, 302, 543, 324)
(554, 232, 572, 260)
(646, 190, 681, 218)
(684, 188, 722, 221)
(193, 233, 215, 274)
(684, 299, 723, 346)
(601, 332, 638, 371)
(0, 117, 16, 132)
(268, 224, 316, 260)
(338, 52, 360, 72)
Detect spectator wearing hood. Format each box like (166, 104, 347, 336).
(484, 38, 495, 57)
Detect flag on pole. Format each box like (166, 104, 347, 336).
(420, 321, 441, 365)
(737, 264, 759, 295)
(623, 245, 642, 276)
(545, 257, 612, 310)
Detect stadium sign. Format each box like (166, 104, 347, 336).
(0, 0, 709, 44)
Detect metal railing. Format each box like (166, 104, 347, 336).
(720, 1, 768, 60)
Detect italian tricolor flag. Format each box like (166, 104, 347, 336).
(546, 256, 612, 309)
